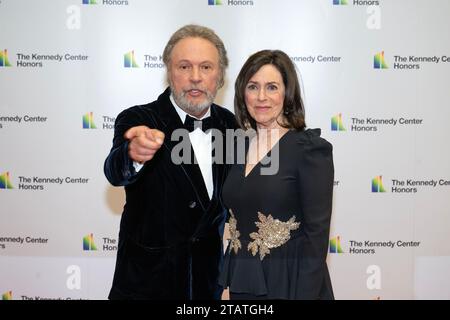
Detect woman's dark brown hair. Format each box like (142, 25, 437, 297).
(234, 50, 306, 131)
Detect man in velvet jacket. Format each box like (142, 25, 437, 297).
(104, 25, 237, 299)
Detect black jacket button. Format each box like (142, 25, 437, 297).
(188, 201, 196, 209)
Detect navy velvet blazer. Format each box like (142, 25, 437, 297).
(104, 87, 237, 299)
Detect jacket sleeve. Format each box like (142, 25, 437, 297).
(104, 106, 152, 186)
(296, 134, 334, 299)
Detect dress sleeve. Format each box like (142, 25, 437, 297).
(296, 131, 334, 299)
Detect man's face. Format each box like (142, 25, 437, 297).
(168, 37, 221, 117)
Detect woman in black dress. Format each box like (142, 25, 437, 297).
(219, 50, 334, 300)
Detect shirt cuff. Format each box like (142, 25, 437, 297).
(133, 161, 144, 173)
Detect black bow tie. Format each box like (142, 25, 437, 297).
(184, 114, 212, 133)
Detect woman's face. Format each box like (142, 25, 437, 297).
(245, 64, 286, 130)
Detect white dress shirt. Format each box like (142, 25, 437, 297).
(133, 95, 213, 199)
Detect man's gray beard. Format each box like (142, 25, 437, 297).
(171, 86, 216, 116)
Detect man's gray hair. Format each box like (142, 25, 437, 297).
(163, 24, 228, 88)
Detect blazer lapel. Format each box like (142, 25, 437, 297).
(156, 88, 211, 212)
(210, 104, 227, 201)
(190, 104, 230, 237)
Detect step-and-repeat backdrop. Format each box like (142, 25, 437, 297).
(1, 0, 450, 300)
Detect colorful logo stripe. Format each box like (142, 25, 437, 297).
(124, 51, 139, 68)
(0, 49, 12, 67)
(329, 236, 344, 253)
(2, 291, 12, 300)
(0, 172, 13, 189)
(374, 51, 388, 69)
(83, 233, 97, 251)
(331, 113, 346, 131)
(82, 112, 96, 129)
(372, 175, 386, 193)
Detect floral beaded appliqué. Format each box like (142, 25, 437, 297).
(248, 212, 300, 260)
(228, 209, 242, 254)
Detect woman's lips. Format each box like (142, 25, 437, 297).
(254, 106, 271, 112)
